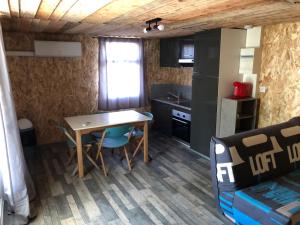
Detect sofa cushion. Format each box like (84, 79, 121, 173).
(211, 117, 300, 193)
(231, 169, 300, 225)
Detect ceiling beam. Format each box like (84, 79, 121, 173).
(9, 0, 20, 17)
(64, 22, 94, 33)
(0, 0, 11, 17)
(62, 0, 113, 23)
(36, 0, 61, 20)
(43, 20, 68, 33)
(82, 0, 154, 24)
(20, 0, 41, 18)
(49, 0, 78, 21)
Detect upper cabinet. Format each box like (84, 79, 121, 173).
(160, 37, 180, 67)
(160, 35, 194, 67)
(193, 29, 221, 77)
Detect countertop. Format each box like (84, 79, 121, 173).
(152, 97, 192, 111)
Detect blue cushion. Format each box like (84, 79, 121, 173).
(219, 170, 300, 225)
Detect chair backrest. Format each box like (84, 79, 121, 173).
(141, 112, 153, 121)
(51, 120, 77, 146)
(141, 112, 154, 126)
(105, 125, 133, 138)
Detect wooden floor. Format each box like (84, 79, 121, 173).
(27, 133, 230, 225)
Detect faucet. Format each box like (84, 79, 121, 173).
(168, 92, 180, 103)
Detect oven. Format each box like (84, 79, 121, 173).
(172, 109, 191, 143)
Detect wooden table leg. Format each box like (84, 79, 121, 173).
(143, 121, 149, 163)
(76, 131, 84, 178)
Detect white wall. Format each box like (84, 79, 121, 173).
(246, 27, 262, 48)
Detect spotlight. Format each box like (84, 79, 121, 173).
(157, 24, 164, 31)
(144, 22, 152, 33)
(144, 26, 151, 33)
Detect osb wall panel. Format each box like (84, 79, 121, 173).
(4, 32, 98, 145)
(258, 22, 300, 128)
(144, 39, 193, 96)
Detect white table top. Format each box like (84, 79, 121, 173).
(65, 110, 151, 131)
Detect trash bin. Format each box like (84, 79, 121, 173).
(18, 118, 37, 147)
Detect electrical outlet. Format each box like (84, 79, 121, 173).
(259, 86, 267, 93)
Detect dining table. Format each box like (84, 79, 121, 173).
(64, 110, 152, 178)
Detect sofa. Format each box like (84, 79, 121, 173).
(210, 117, 300, 225)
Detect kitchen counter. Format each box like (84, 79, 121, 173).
(152, 97, 191, 111)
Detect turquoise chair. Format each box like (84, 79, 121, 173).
(52, 121, 100, 176)
(96, 125, 134, 176)
(130, 112, 153, 162)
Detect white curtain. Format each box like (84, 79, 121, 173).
(98, 38, 146, 110)
(0, 23, 35, 224)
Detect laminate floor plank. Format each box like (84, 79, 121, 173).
(27, 132, 230, 225)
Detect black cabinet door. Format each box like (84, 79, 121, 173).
(191, 100, 218, 157)
(191, 75, 219, 101)
(191, 75, 219, 157)
(193, 29, 221, 77)
(160, 38, 180, 67)
(151, 100, 172, 135)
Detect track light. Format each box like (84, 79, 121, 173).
(143, 18, 164, 33)
(144, 23, 152, 33)
(157, 24, 164, 31)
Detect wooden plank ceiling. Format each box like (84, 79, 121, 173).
(1, 0, 300, 38)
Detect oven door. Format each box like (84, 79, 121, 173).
(172, 116, 190, 143)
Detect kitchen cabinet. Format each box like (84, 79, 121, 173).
(191, 28, 247, 157)
(193, 29, 221, 76)
(151, 100, 173, 135)
(160, 38, 180, 67)
(151, 99, 191, 136)
(160, 35, 194, 67)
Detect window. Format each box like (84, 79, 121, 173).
(105, 41, 141, 99)
(99, 38, 145, 110)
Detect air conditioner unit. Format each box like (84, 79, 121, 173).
(34, 41, 82, 57)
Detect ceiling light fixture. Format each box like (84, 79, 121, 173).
(143, 22, 152, 33)
(143, 18, 164, 33)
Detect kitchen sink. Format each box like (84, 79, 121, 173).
(155, 97, 191, 108)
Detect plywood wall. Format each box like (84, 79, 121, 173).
(258, 22, 300, 127)
(144, 39, 193, 96)
(4, 32, 99, 145)
(4, 34, 188, 145)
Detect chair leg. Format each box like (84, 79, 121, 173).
(130, 137, 144, 163)
(83, 150, 101, 171)
(72, 165, 78, 176)
(124, 146, 132, 171)
(67, 149, 76, 165)
(98, 150, 107, 176)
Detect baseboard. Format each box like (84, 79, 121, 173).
(172, 137, 210, 160)
(188, 147, 210, 160)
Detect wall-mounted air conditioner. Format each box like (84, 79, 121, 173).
(34, 41, 82, 57)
